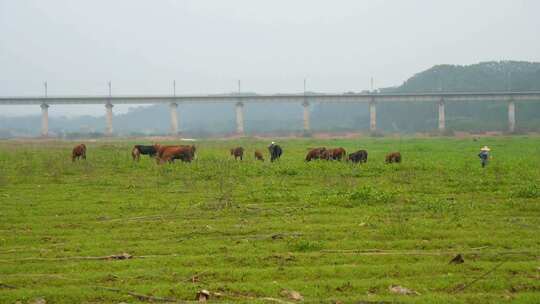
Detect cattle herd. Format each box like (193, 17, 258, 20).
(72, 142, 401, 165)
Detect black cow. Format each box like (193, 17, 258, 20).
(268, 143, 283, 162)
(132, 145, 157, 161)
(348, 150, 368, 163)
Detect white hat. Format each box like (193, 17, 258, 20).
(271, 141, 276, 145)
(480, 146, 490, 151)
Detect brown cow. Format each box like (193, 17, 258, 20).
(328, 147, 347, 161)
(385, 152, 402, 164)
(230, 147, 244, 160)
(254, 150, 264, 161)
(159, 146, 194, 164)
(72, 144, 87, 162)
(182, 145, 196, 160)
(155, 144, 195, 158)
(155, 144, 196, 164)
(305, 147, 326, 162)
(320, 149, 331, 160)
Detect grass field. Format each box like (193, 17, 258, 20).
(0, 137, 539, 303)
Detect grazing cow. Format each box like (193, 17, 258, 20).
(348, 149, 368, 163)
(328, 147, 347, 161)
(154, 144, 196, 158)
(306, 147, 327, 161)
(72, 144, 87, 162)
(385, 152, 402, 164)
(268, 142, 283, 162)
(254, 150, 264, 161)
(321, 149, 332, 160)
(155, 144, 196, 164)
(131, 145, 157, 161)
(184, 145, 196, 156)
(230, 147, 244, 160)
(170, 145, 196, 163)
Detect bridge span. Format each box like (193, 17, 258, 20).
(1, 91, 539, 136)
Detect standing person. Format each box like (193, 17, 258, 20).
(478, 146, 491, 168)
(268, 141, 283, 162)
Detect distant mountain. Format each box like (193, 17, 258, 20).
(382, 61, 540, 92)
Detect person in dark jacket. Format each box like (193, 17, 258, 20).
(268, 142, 283, 162)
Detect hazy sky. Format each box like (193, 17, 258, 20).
(1, 0, 539, 116)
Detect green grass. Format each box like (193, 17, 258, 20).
(0, 137, 539, 303)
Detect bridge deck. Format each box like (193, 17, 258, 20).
(1, 92, 540, 105)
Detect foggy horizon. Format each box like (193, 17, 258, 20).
(1, 0, 540, 117)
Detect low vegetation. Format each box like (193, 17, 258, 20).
(0, 137, 539, 303)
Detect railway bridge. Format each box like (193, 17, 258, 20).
(1, 91, 539, 136)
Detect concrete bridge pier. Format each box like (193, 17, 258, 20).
(40, 103, 49, 137)
(369, 99, 377, 132)
(438, 98, 446, 131)
(302, 101, 310, 134)
(169, 102, 179, 135)
(235, 101, 244, 135)
(508, 100, 516, 132)
(105, 103, 114, 136)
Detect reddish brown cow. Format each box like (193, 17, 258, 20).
(305, 147, 326, 161)
(155, 144, 196, 164)
(72, 144, 87, 162)
(154, 144, 195, 158)
(230, 147, 244, 160)
(385, 152, 402, 164)
(320, 149, 331, 160)
(328, 147, 347, 161)
(254, 150, 264, 161)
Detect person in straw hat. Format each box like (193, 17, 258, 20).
(478, 146, 491, 168)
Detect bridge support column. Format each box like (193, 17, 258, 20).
(508, 100, 516, 133)
(369, 99, 377, 132)
(40, 103, 49, 137)
(170, 102, 179, 135)
(438, 98, 446, 132)
(105, 103, 114, 136)
(235, 102, 244, 135)
(302, 101, 310, 134)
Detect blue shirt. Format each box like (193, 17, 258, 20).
(478, 151, 489, 160)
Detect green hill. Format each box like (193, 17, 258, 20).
(312, 61, 540, 133)
(384, 61, 540, 92)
